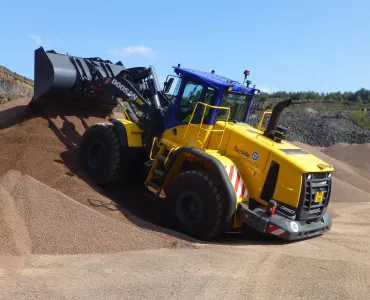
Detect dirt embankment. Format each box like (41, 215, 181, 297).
(0, 66, 33, 105)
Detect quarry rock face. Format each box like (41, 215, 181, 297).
(250, 105, 370, 147)
(0, 66, 33, 104)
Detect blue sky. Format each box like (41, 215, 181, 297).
(1, 0, 369, 93)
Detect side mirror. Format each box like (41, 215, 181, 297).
(163, 78, 174, 94)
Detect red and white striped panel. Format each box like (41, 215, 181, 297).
(224, 165, 248, 199)
(103, 78, 112, 84)
(268, 225, 285, 237)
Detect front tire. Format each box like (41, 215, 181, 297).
(166, 170, 226, 241)
(78, 122, 123, 185)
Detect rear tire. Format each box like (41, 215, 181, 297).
(166, 170, 226, 241)
(78, 122, 123, 185)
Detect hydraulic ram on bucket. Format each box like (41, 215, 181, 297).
(30, 47, 127, 112)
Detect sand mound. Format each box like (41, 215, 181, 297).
(322, 142, 370, 173)
(0, 98, 194, 257)
(0, 170, 190, 256)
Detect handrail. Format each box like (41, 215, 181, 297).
(149, 137, 161, 160)
(164, 146, 179, 166)
(182, 102, 231, 150)
(257, 109, 272, 131)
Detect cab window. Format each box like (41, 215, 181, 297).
(174, 81, 203, 123)
(215, 93, 252, 123)
(167, 78, 182, 104)
(192, 87, 216, 123)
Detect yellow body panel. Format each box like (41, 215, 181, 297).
(161, 101, 231, 150)
(266, 156, 303, 208)
(162, 123, 214, 149)
(234, 124, 334, 173)
(215, 122, 333, 209)
(159, 118, 334, 227)
(116, 119, 143, 147)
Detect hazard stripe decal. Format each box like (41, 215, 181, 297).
(103, 78, 111, 84)
(268, 225, 285, 237)
(224, 165, 248, 198)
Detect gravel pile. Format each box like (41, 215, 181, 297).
(0, 98, 194, 256)
(0, 171, 192, 255)
(322, 142, 370, 173)
(250, 107, 370, 147)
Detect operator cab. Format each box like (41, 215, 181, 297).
(162, 66, 260, 130)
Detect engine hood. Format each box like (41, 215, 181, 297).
(270, 141, 334, 173)
(224, 123, 334, 174)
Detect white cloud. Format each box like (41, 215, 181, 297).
(257, 85, 279, 94)
(109, 45, 153, 57)
(28, 34, 44, 47)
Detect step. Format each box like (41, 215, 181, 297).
(157, 155, 166, 163)
(152, 168, 164, 177)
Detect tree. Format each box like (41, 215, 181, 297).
(356, 95, 363, 104)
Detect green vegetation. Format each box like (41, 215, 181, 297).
(256, 88, 370, 104)
(348, 111, 370, 129)
(254, 88, 370, 129)
(0, 66, 34, 87)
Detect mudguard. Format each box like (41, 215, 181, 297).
(108, 118, 143, 148)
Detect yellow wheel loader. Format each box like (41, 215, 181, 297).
(30, 47, 334, 241)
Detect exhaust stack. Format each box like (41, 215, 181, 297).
(263, 99, 292, 140)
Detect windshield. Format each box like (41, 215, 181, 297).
(215, 92, 253, 123)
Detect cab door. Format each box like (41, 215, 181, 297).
(163, 80, 216, 148)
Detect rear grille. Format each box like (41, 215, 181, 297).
(297, 172, 332, 221)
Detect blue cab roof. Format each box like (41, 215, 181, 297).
(173, 66, 260, 95)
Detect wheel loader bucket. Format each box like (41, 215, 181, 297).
(29, 46, 126, 113)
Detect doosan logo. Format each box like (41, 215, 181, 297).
(111, 79, 135, 96)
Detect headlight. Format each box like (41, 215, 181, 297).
(290, 221, 299, 232)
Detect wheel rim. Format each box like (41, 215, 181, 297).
(176, 191, 203, 225)
(87, 142, 105, 169)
